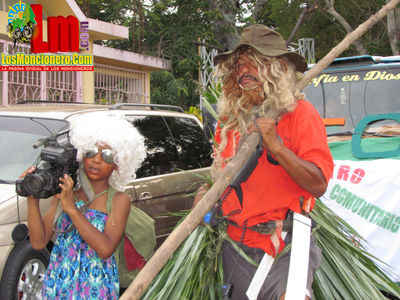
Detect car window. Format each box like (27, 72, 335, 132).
(164, 116, 213, 170)
(0, 116, 68, 182)
(127, 115, 181, 178)
(304, 65, 400, 134)
(304, 82, 324, 117)
(365, 78, 400, 115)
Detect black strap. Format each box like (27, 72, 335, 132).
(227, 210, 295, 235)
(249, 220, 293, 234)
(227, 219, 293, 235)
(229, 137, 264, 208)
(266, 150, 280, 165)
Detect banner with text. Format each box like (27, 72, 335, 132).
(321, 140, 400, 281)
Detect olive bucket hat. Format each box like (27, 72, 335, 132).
(214, 24, 308, 73)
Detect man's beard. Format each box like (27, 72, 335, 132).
(239, 83, 284, 120)
(241, 85, 265, 107)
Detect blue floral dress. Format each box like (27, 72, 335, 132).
(42, 200, 119, 299)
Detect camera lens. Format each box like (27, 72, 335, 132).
(23, 173, 47, 195)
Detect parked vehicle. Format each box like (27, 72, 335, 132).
(303, 55, 400, 284)
(304, 55, 400, 134)
(0, 102, 213, 299)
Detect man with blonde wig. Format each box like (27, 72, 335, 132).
(208, 24, 334, 299)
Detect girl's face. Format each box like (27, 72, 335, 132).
(83, 144, 117, 181)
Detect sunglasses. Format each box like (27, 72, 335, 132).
(84, 148, 115, 164)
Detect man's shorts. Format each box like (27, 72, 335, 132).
(222, 232, 322, 300)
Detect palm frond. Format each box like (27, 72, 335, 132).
(142, 213, 225, 300)
(311, 199, 400, 300)
(142, 191, 400, 300)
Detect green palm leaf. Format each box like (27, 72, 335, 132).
(141, 215, 226, 300)
(311, 199, 400, 300)
(142, 198, 400, 300)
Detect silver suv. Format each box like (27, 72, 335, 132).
(0, 102, 212, 298)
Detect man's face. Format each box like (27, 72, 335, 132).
(236, 54, 261, 90)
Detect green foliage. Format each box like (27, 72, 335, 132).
(311, 198, 400, 299)
(142, 214, 225, 300)
(200, 84, 220, 146)
(141, 195, 400, 299)
(201, 82, 222, 105)
(143, 0, 222, 109)
(186, 106, 202, 122)
(150, 70, 198, 110)
(258, 0, 392, 60)
(85, 0, 395, 109)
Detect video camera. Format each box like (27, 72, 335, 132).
(16, 131, 79, 199)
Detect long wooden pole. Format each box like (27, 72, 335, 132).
(121, 1, 400, 299)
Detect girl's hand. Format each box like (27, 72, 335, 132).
(20, 166, 39, 201)
(19, 166, 36, 179)
(55, 174, 76, 214)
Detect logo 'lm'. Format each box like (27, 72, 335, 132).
(30, 4, 79, 53)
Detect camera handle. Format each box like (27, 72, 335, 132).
(33, 128, 71, 149)
(33, 137, 49, 149)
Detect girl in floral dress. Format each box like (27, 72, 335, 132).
(23, 113, 146, 299)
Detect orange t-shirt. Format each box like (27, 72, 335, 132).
(215, 100, 334, 256)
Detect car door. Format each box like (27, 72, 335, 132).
(124, 115, 189, 247)
(163, 115, 213, 210)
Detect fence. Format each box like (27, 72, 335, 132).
(94, 64, 147, 104)
(0, 39, 79, 105)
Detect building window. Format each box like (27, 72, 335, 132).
(46, 71, 77, 102)
(94, 64, 147, 104)
(1, 40, 79, 104)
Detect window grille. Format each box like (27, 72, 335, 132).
(0, 39, 79, 104)
(46, 71, 77, 102)
(94, 64, 147, 105)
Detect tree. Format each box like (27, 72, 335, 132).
(257, 0, 396, 58)
(386, 0, 400, 54)
(143, 0, 220, 108)
(82, 0, 399, 108)
(321, 0, 368, 54)
(286, 1, 318, 47)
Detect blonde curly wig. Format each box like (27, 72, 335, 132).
(69, 112, 146, 191)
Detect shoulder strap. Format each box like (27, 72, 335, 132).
(106, 186, 117, 225)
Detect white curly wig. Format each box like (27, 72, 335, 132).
(69, 112, 146, 191)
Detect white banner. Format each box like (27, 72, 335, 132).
(321, 159, 400, 282)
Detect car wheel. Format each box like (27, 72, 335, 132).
(0, 240, 50, 300)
